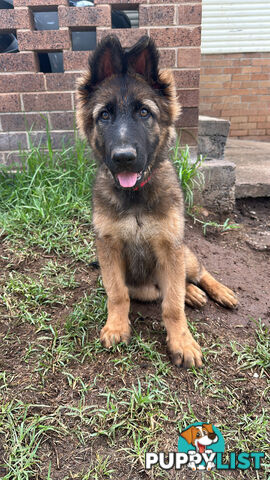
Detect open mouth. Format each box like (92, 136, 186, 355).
(116, 170, 143, 189)
(197, 442, 206, 454)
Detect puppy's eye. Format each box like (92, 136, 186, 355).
(196, 432, 201, 437)
(100, 110, 110, 121)
(140, 107, 149, 118)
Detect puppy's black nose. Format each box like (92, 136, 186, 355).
(208, 433, 217, 440)
(111, 147, 137, 164)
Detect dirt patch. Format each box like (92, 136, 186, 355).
(0, 198, 269, 479)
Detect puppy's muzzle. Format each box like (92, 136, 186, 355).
(111, 147, 137, 169)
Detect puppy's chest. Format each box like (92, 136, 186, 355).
(119, 213, 152, 242)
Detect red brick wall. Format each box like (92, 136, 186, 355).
(0, 0, 202, 165)
(200, 52, 270, 141)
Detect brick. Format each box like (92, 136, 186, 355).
(177, 48, 200, 68)
(29, 131, 75, 149)
(95, 0, 144, 3)
(1, 113, 48, 132)
(250, 73, 269, 81)
(0, 53, 37, 73)
(45, 73, 80, 91)
(222, 95, 241, 103)
(261, 65, 270, 73)
(174, 70, 200, 88)
(230, 116, 248, 123)
(97, 28, 148, 48)
(22, 93, 72, 111)
(242, 66, 262, 74)
(231, 123, 256, 130)
(49, 112, 75, 130)
(63, 51, 91, 71)
(159, 49, 176, 68)
(150, 27, 201, 47)
(249, 116, 266, 122)
(17, 31, 70, 51)
(0, 74, 45, 93)
(241, 95, 261, 103)
(178, 107, 198, 127)
(139, 5, 175, 27)
(0, 8, 31, 30)
(178, 4, 201, 25)
(177, 89, 199, 107)
(230, 130, 248, 136)
(248, 129, 266, 135)
(59, 5, 110, 28)
(200, 74, 231, 83)
(257, 122, 270, 129)
(150, 0, 201, 3)
(232, 74, 251, 81)
(14, 0, 68, 5)
(0, 94, 21, 112)
(252, 58, 270, 66)
(3, 151, 24, 167)
(200, 67, 223, 75)
(0, 132, 27, 151)
(223, 67, 242, 74)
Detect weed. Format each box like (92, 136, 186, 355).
(171, 140, 239, 234)
(171, 140, 204, 209)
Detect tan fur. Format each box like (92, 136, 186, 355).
(76, 35, 238, 368)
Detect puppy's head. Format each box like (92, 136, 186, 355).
(76, 35, 181, 190)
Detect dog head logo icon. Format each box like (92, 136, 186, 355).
(178, 422, 225, 471)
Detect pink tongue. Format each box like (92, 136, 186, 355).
(117, 171, 138, 188)
(198, 443, 205, 454)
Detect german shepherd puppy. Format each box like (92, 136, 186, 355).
(76, 35, 237, 368)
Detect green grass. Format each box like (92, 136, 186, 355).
(0, 129, 96, 262)
(0, 401, 66, 480)
(231, 319, 270, 377)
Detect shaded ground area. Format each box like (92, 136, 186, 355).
(0, 198, 269, 479)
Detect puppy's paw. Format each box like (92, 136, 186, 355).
(211, 284, 238, 309)
(100, 322, 131, 348)
(168, 331, 203, 368)
(185, 284, 207, 308)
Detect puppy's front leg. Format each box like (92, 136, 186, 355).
(96, 237, 131, 347)
(156, 243, 202, 368)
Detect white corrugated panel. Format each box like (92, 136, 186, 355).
(201, 0, 270, 53)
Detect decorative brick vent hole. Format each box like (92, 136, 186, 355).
(112, 5, 139, 29)
(71, 28, 96, 51)
(37, 51, 64, 73)
(32, 8, 59, 31)
(0, 31, 18, 53)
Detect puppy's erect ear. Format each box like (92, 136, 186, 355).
(125, 36, 164, 88)
(125, 35, 181, 122)
(89, 35, 124, 86)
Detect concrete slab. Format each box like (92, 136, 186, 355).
(225, 138, 270, 198)
(198, 115, 230, 160)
